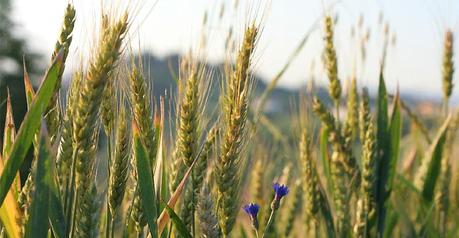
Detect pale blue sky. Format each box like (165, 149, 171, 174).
(12, 0, 459, 97)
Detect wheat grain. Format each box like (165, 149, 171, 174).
(354, 119, 376, 237)
(442, 30, 454, 107)
(108, 103, 131, 217)
(45, 4, 76, 144)
(216, 25, 258, 237)
(323, 15, 341, 106)
(198, 184, 220, 238)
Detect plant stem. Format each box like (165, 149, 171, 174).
(262, 209, 276, 238)
(65, 146, 78, 236)
(106, 134, 113, 238)
(254, 228, 259, 238)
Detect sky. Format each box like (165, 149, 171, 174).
(11, 0, 459, 98)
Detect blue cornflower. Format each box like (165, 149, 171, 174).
(271, 183, 289, 210)
(243, 203, 260, 229)
(273, 183, 289, 200)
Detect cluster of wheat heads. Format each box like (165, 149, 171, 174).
(1, 3, 459, 238)
(0, 4, 260, 238)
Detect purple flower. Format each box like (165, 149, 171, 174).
(271, 183, 289, 210)
(273, 183, 289, 200)
(243, 203, 260, 217)
(243, 203, 260, 229)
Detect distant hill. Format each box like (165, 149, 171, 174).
(63, 51, 441, 136)
(136, 52, 331, 116)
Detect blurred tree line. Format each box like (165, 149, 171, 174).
(0, 0, 41, 176)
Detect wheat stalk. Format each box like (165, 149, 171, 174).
(216, 25, 258, 237)
(312, 97, 351, 235)
(108, 103, 131, 221)
(45, 4, 76, 144)
(354, 119, 376, 237)
(323, 15, 341, 107)
(70, 13, 128, 236)
(299, 128, 321, 234)
(442, 30, 454, 110)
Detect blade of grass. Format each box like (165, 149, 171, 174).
(387, 92, 402, 196)
(24, 123, 51, 238)
(0, 50, 64, 206)
(319, 127, 332, 191)
(382, 208, 398, 238)
(157, 153, 196, 234)
(3, 91, 16, 158)
(23, 60, 36, 107)
(420, 116, 451, 202)
(320, 187, 336, 238)
(49, 183, 66, 238)
(3, 92, 21, 199)
(375, 69, 390, 236)
(0, 158, 21, 238)
(133, 122, 158, 238)
(162, 202, 192, 238)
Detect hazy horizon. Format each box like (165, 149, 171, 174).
(11, 0, 459, 99)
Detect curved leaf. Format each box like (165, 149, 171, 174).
(0, 50, 64, 206)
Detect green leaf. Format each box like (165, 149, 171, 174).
(24, 124, 51, 238)
(319, 127, 332, 191)
(134, 124, 158, 238)
(420, 117, 450, 202)
(387, 93, 402, 195)
(159, 154, 169, 214)
(375, 70, 390, 236)
(162, 203, 192, 238)
(0, 51, 64, 206)
(319, 187, 336, 238)
(395, 174, 421, 195)
(49, 180, 66, 238)
(23, 63, 35, 108)
(3, 92, 16, 159)
(382, 209, 398, 238)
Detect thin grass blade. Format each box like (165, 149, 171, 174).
(420, 116, 451, 202)
(375, 70, 390, 236)
(133, 122, 158, 238)
(157, 155, 196, 234)
(387, 92, 402, 196)
(24, 123, 51, 238)
(163, 203, 192, 238)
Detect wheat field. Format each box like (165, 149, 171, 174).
(0, 2, 458, 238)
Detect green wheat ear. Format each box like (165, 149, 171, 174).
(216, 24, 258, 237)
(312, 97, 353, 235)
(128, 65, 157, 163)
(442, 30, 454, 108)
(323, 15, 341, 106)
(198, 184, 220, 238)
(299, 128, 321, 234)
(101, 75, 116, 135)
(354, 119, 376, 237)
(127, 65, 155, 233)
(45, 3, 76, 144)
(345, 77, 359, 140)
(359, 87, 371, 143)
(282, 179, 302, 237)
(71, 13, 128, 236)
(176, 56, 207, 232)
(108, 102, 131, 219)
